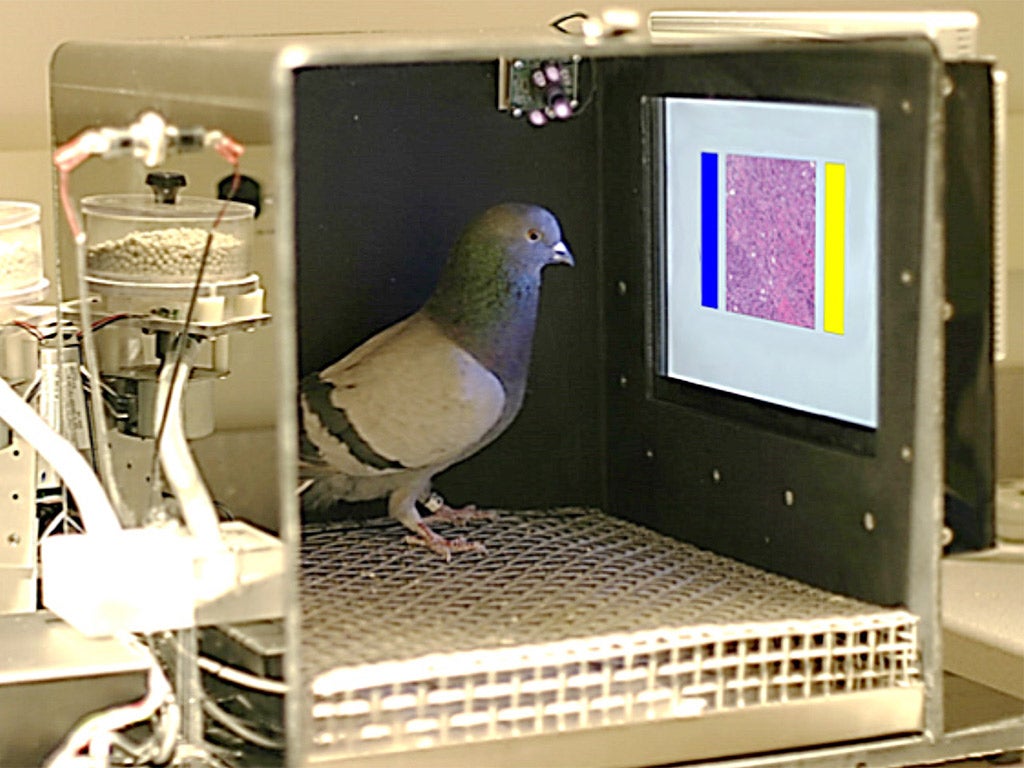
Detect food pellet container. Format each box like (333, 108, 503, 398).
(0, 201, 45, 298)
(81, 194, 254, 286)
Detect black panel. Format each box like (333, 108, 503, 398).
(292, 42, 943, 607)
(599, 42, 942, 606)
(942, 62, 996, 553)
(293, 62, 604, 512)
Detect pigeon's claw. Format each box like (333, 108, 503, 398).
(405, 524, 487, 561)
(421, 505, 498, 527)
(420, 492, 498, 526)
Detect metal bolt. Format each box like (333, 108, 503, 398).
(711, 468, 721, 483)
(943, 301, 955, 321)
(783, 489, 795, 507)
(900, 270, 914, 285)
(618, 374, 628, 389)
(616, 280, 628, 296)
(900, 99, 913, 114)
(942, 76, 955, 98)
(863, 512, 876, 532)
(901, 445, 913, 463)
(644, 448, 655, 461)
(512, 60, 525, 70)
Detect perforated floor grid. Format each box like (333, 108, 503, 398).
(300, 508, 921, 757)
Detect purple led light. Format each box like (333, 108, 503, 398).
(550, 96, 573, 120)
(528, 109, 548, 127)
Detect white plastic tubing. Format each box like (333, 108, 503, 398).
(154, 341, 222, 549)
(43, 647, 172, 767)
(0, 375, 120, 535)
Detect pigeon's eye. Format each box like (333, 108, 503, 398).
(526, 229, 542, 242)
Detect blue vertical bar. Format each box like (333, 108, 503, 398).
(701, 152, 719, 309)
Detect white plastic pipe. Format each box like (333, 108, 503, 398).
(0, 375, 119, 535)
(43, 647, 171, 767)
(154, 347, 223, 550)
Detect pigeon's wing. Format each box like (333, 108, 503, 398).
(301, 313, 506, 478)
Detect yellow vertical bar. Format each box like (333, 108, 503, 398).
(824, 162, 846, 335)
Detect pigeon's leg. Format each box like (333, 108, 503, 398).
(388, 482, 486, 561)
(418, 491, 498, 525)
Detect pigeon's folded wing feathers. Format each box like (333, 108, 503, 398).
(303, 314, 506, 478)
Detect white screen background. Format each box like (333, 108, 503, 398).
(663, 98, 879, 428)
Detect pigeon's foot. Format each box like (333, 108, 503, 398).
(405, 524, 487, 562)
(420, 492, 498, 526)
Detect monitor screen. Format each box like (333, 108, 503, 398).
(660, 97, 880, 429)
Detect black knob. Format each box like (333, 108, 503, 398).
(146, 171, 187, 204)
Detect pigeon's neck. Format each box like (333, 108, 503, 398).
(424, 258, 541, 392)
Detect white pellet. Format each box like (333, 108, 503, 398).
(0, 229, 42, 293)
(87, 227, 246, 281)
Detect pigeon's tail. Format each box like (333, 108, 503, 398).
(298, 418, 346, 513)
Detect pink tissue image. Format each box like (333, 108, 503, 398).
(725, 154, 816, 329)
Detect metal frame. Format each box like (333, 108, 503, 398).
(42, 24, 1023, 768)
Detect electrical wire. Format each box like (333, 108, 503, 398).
(201, 697, 285, 752)
(77, 312, 137, 339)
(43, 648, 172, 767)
(147, 165, 242, 516)
(8, 318, 44, 340)
(197, 654, 287, 696)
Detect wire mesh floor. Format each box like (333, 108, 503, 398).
(300, 508, 921, 758)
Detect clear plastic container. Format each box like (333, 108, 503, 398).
(82, 194, 255, 285)
(0, 201, 44, 296)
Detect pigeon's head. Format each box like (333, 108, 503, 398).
(424, 203, 572, 373)
(461, 203, 574, 276)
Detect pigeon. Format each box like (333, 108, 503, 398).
(300, 203, 573, 559)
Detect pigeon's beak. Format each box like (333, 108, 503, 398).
(550, 240, 574, 266)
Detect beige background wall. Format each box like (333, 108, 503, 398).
(0, 0, 1020, 474)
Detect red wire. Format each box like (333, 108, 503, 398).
(10, 319, 44, 340)
(58, 168, 83, 241)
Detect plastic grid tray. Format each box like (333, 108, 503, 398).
(300, 508, 920, 758)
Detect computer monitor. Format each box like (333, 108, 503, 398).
(660, 97, 879, 430)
